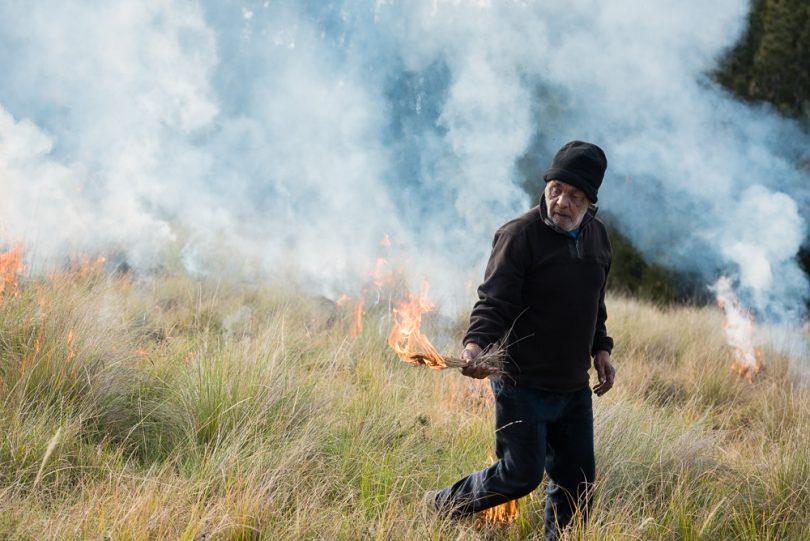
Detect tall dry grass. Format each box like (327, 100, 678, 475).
(0, 270, 808, 540)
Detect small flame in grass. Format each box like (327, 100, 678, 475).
(371, 257, 393, 289)
(336, 235, 397, 339)
(714, 276, 764, 382)
(335, 293, 366, 339)
(71, 255, 107, 277)
(336, 292, 365, 339)
(477, 453, 520, 528)
(387, 280, 447, 368)
(351, 298, 364, 339)
(0, 245, 25, 296)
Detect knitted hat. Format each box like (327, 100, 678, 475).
(542, 141, 607, 203)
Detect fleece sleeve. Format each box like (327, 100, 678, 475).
(463, 229, 530, 349)
(591, 261, 614, 356)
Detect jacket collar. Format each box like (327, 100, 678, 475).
(539, 194, 598, 236)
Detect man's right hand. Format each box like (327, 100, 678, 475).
(459, 342, 498, 379)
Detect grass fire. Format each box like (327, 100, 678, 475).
(0, 247, 808, 539)
(1, 1, 809, 538)
(714, 276, 765, 383)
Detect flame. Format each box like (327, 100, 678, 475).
(337, 239, 397, 339)
(714, 277, 764, 382)
(335, 292, 365, 339)
(336, 293, 365, 339)
(350, 298, 364, 339)
(71, 255, 107, 277)
(371, 257, 393, 289)
(477, 453, 520, 527)
(0, 245, 25, 296)
(387, 280, 446, 368)
(335, 233, 397, 340)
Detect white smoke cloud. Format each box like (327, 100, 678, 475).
(0, 0, 217, 269)
(0, 0, 808, 321)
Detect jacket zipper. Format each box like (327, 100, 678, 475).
(567, 236, 584, 259)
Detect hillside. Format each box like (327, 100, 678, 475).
(0, 268, 808, 540)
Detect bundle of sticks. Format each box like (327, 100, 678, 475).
(402, 342, 507, 377)
(387, 286, 507, 377)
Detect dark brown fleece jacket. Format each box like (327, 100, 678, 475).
(464, 197, 613, 391)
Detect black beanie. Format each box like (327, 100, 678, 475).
(542, 141, 607, 203)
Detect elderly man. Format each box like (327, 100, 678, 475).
(428, 141, 616, 540)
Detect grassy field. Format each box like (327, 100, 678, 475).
(0, 267, 809, 540)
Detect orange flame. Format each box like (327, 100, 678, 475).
(0, 245, 25, 296)
(336, 233, 397, 340)
(350, 298, 364, 339)
(71, 255, 107, 277)
(477, 453, 520, 527)
(371, 257, 394, 289)
(714, 277, 764, 382)
(336, 293, 365, 339)
(387, 280, 446, 368)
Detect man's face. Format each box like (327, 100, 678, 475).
(544, 180, 590, 231)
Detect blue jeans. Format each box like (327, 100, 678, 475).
(435, 379, 595, 540)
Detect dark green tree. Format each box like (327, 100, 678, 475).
(605, 226, 690, 306)
(716, 0, 810, 121)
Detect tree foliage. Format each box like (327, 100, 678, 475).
(715, 0, 810, 123)
(605, 225, 696, 306)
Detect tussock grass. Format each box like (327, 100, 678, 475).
(0, 273, 808, 539)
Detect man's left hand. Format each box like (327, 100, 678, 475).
(593, 350, 615, 396)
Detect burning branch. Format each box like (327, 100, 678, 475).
(387, 280, 505, 376)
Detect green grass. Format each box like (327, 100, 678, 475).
(0, 269, 808, 539)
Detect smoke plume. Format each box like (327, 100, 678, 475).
(0, 0, 808, 321)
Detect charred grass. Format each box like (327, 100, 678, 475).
(0, 273, 808, 540)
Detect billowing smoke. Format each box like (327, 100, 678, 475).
(0, 1, 808, 322)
